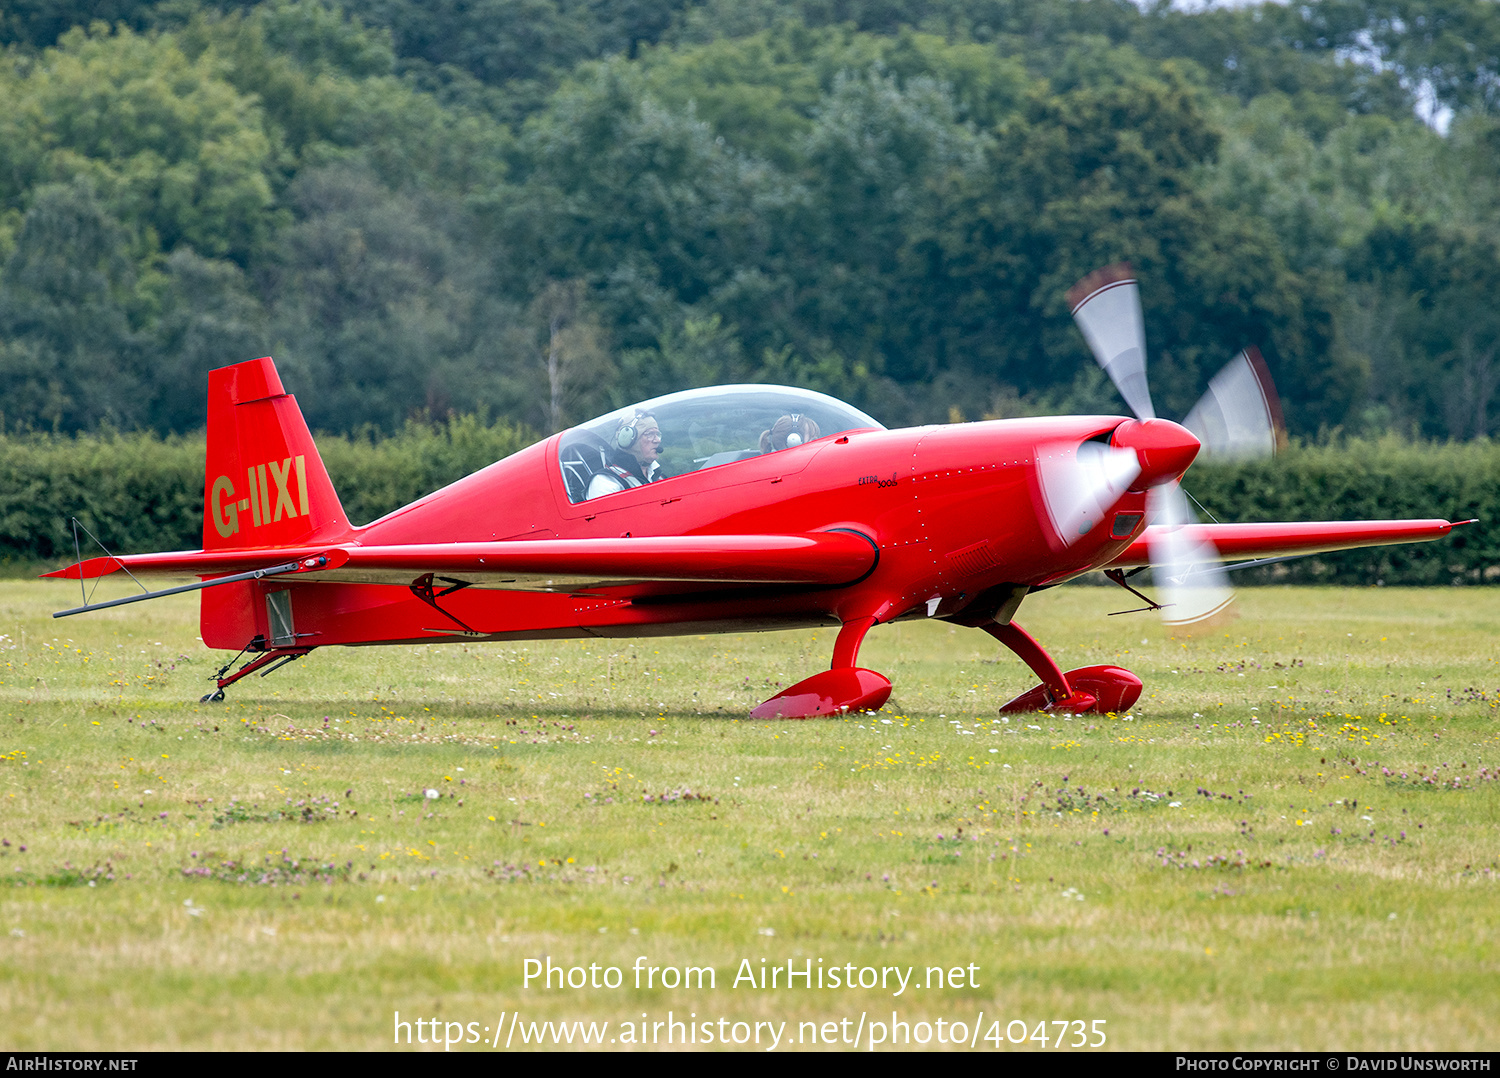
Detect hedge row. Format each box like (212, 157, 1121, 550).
(2, 429, 1494, 584)
(1187, 439, 1499, 585)
(0, 416, 532, 570)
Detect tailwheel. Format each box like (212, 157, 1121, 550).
(202, 645, 314, 702)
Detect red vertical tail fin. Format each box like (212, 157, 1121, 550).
(202, 357, 351, 550)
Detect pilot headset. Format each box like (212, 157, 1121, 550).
(784, 414, 805, 447)
(615, 414, 656, 450)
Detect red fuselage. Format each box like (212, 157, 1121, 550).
(204, 416, 1179, 650)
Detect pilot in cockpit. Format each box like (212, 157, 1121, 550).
(759, 413, 820, 454)
(585, 412, 664, 499)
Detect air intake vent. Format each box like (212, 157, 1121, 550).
(947, 540, 1000, 576)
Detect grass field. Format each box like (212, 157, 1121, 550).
(1, 579, 1497, 1051)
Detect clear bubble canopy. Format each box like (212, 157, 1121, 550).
(557, 385, 884, 503)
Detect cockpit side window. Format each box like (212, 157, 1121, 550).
(555, 386, 883, 504)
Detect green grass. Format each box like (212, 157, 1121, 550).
(1, 580, 1498, 1050)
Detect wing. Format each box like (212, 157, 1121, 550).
(46, 532, 878, 593)
(1108, 519, 1469, 567)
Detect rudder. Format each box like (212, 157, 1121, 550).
(202, 357, 352, 550)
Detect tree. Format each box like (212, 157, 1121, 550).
(1325, 0, 1500, 117)
(6, 24, 277, 266)
(1346, 221, 1500, 439)
(145, 248, 267, 433)
(0, 180, 143, 430)
(531, 279, 614, 431)
(264, 165, 521, 432)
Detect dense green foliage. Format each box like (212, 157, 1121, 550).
(1, 0, 1498, 439)
(2, 424, 1491, 584)
(0, 429, 203, 566)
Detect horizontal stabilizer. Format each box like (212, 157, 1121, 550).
(51, 552, 347, 618)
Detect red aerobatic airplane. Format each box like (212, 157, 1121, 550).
(48, 267, 1467, 718)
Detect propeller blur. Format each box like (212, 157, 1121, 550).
(1071, 264, 1291, 630)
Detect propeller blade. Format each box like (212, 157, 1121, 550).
(1181, 346, 1285, 461)
(1068, 264, 1155, 421)
(1147, 482, 1236, 630)
(1036, 440, 1141, 549)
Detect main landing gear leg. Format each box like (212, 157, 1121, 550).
(751, 615, 894, 719)
(988, 621, 1141, 715)
(200, 647, 314, 703)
